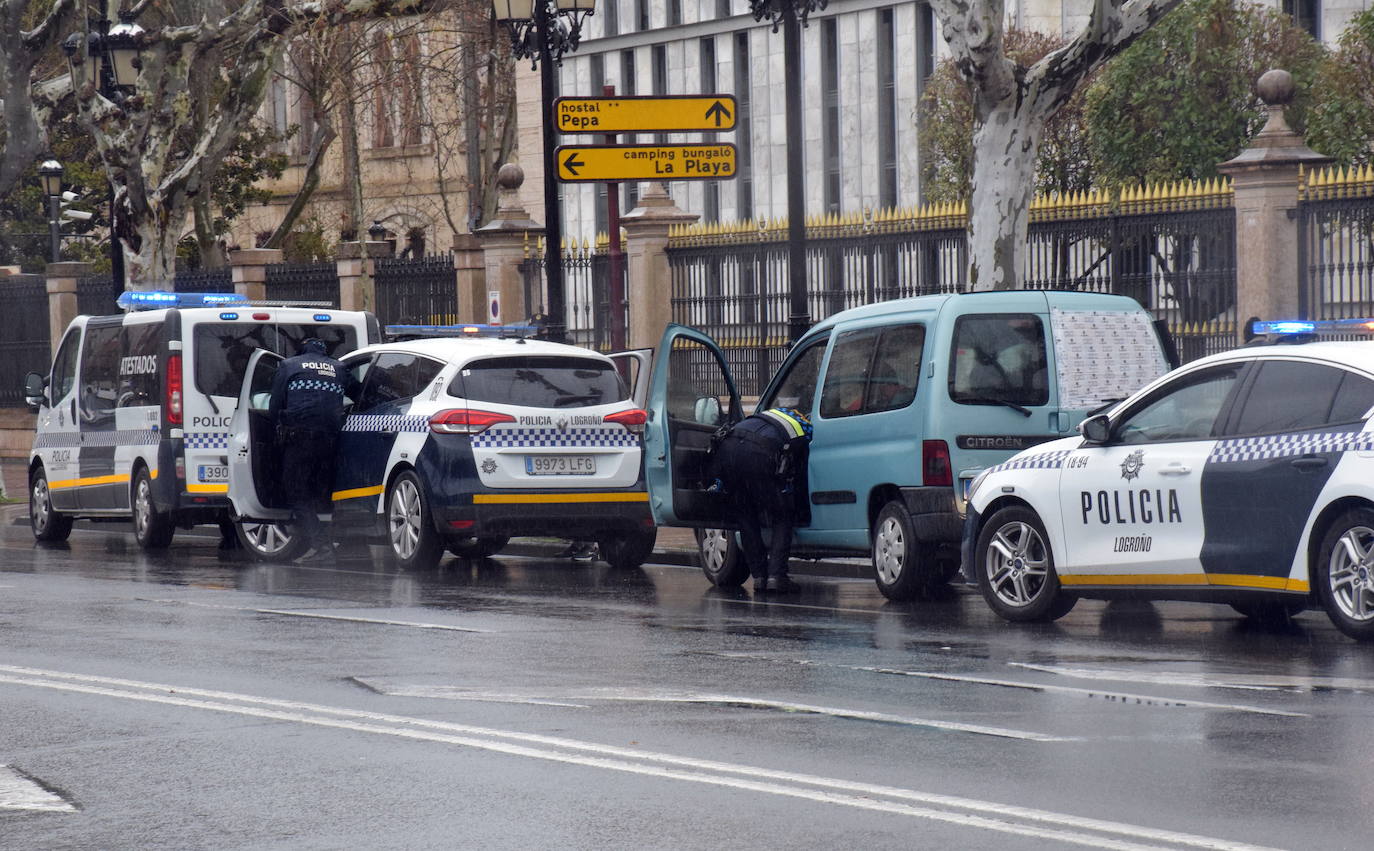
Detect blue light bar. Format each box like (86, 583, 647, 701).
(219, 312, 239, 320)
(1253, 318, 1374, 336)
(385, 323, 539, 339)
(117, 290, 249, 311)
(313, 314, 332, 322)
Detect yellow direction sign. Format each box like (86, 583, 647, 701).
(555, 143, 738, 183)
(554, 95, 737, 134)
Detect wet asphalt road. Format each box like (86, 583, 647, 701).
(1, 515, 1372, 850)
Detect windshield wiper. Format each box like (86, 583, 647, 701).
(959, 394, 1032, 417)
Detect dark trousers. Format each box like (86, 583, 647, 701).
(715, 437, 794, 580)
(276, 425, 337, 548)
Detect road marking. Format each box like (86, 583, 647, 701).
(690, 653, 1307, 718)
(352, 680, 1072, 741)
(0, 765, 75, 813)
(0, 665, 1279, 851)
(139, 599, 487, 632)
(1010, 663, 1374, 694)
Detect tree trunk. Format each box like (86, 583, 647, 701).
(966, 105, 1045, 290)
(126, 219, 181, 287)
(193, 192, 227, 269)
(264, 121, 337, 249)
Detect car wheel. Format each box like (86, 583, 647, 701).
(236, 519, 308, 563)
(448, 536, 510, 560)
(30, 466, 73, 543)
(1229, 599, 1307, 625)
(872, 500, 936, 601)
(1315, 508, 1374, 641)
(696, 528, 748, 587)
(599, 528, 658, 570)
(386, 470, 442, 570)
(132, 467, 174, 550)
(974, 505, 1076, 622)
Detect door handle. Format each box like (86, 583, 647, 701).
(1159, 463, 1191, 476)
(1291, 455, 1329, 472)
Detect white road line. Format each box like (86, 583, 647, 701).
(1010, 663, 1374, 694)
(140, 598, 487, 632)
(0, 765, 75, 813)
(0, 665, 1278, 851)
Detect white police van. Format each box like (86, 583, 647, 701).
(226, 324, 656, 569)
(23, 291, 377, 549)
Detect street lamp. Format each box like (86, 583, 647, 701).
(493, 0, 596, 343)
(63, 4, 145, 297)
(748, 0, 827, 345)
(38, 157, 63, 263)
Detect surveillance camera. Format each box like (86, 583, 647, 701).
(61, 190, 80, 202)
(61, 209, 94, 221)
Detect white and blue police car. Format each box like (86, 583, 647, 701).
(226, 324, 655, 569)
(963, 318, 1374, 641)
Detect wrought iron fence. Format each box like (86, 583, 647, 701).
(520, 249, 617, 350)
(1299, 168, 1374, 324)
(375, 253, 459, 326)
(173, 266, 233, 293)
(265, 261, 339, 307)
(77, 275, 119, 316)
(0, 275, 52, 407)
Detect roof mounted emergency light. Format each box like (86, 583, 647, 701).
(117, 290, 249, 311)
(1250, 318, 1374, 339)
(385, 323, 540, 341)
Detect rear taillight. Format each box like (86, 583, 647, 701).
(603, 408, 648, 434)
(922, 439, 952, 487)
(166, 354, 183, 426)
(429, 408, 516, 434)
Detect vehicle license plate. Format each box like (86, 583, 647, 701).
(526, 455, 596, 475)
(199, 464, 230, 482)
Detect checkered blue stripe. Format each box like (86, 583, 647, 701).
(35, 429, 160, 449)
(288, 378, 343, 394)
(1209, 430, 1374, 464)
(986, 449, 1073, 474)
(472, 426, 639, 449)
(184, 432, 229, 450)
(343, 414, 430, 433)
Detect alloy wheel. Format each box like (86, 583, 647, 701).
(700, 528, 730, 573)
(1328, 524, 1374, 624)
(31, 477, 52, 533)
(389, 478, 422, 560)
(984, 520, 1051, 608)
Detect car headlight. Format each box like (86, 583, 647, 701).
(965, 469, 992, 505)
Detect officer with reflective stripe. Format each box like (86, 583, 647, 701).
(269, 338, 355, 559)
(711, 407, 813, 594)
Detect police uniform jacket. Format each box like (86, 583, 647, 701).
(722, 407, 813, 520)
(268, 353, 351, 432)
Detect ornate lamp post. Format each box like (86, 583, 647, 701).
(62, 4, 145, 296)
(493, 0, 596, 343)
(38, 157, 64, 263)
(748, 0, 827, 345)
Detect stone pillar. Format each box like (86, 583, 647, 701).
(476, 164, 541, 326)
(620, 183, 699, 349)
(1218, 69, 1332, 337)
(45, 261, 91, 357)
(335, 240, 393, 313)
(228, 248, 282, 301)
(451, 233, 487, 323)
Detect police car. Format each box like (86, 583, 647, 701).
(963, 319, 1374, 641)
(22, 291, 376, 550)
(226, 325, 656, 569)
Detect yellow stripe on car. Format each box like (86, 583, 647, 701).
(332, 485, 385, 501)
(1061, 573, 1308, 592)
(49, 473, 130, 491)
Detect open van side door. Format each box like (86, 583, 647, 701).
(607, 348, 653, 407)
(643, 325, 741, 527)
(227, 349, 287, 521)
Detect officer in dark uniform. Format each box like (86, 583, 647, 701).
(711, 407, 813, 594)
(268, 338, 355, 559)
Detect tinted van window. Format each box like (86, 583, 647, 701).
(79, 322, 123, 425)
(820, 329, 878, 418)
(763, 340, 826, 415)
(949, 314, 1048, 407)
(119, 322, 161, 408)
(452, 356, 627, 408)
(194, 323, 357, 397)
(51, 327, 81, 401)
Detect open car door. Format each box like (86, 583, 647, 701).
(227, 349, 287, 521)
(643, 325, 741, 527)
(607, 348, 653, 407)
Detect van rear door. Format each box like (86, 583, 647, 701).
(227, 349, 287, 521)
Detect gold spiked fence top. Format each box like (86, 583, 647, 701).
(1299, 164, 1374, 201)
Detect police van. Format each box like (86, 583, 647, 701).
(23, 291, 377, 549)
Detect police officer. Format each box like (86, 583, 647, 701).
(711, 407, 813, 594)
(268, 338, 354, 560)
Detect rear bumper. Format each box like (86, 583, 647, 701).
(434, 491, 653, 539)
(898, 486, 963, 544)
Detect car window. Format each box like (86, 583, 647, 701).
(660, 338, 730, 425)
(866, 324, 924, 413)
(194, 323, 357, 397)
(949, 314, 1048, 407)
(1116, 365, 1241, 444)
(1329, 371, 1374, 424)
(762, 339, 826, 416)
(343, 356, 373, 403)
(51, 327, 81, 401)
(820, 330, 879, 419)
(79, 322, 122, 424)
(1231, 361, 1344, 435)
(119, 322, 161, 408)
(452, 355, 629, 410)
(359, 353, 423, 411)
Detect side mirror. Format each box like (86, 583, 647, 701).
(23, 372, 47, 412)
(693, 396, 722, 426)
(1079, 414, 1111, 445)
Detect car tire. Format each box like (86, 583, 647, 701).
(131, 467, 174, 550)
(29, 466, 73, 543)
(974, 505, 1076, 622)
(386, 470, 443, 570)
(448, 536, 510, 560)
(1229, 599, 1307, 625)
(1314, 508, 1374, 641)
(599, 528, 658, 570)
(236, 519, 308, 563)
(872, 500, 936, 601)
(696, 528, 748, 587)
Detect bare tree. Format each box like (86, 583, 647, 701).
(0, 0, 75, 199)
(928, 0, 1185, 289)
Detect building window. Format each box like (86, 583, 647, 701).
(877, 8, 897, 210)
(701, 37, 720, 222)
(636, 0, 649, 31)
(717, 0, 731, 18)
(917, 2, 935, 97)
(267, 73, 289, 153)
(821, 18, 840, 213)
(733, 32, 752, 220)
(603, 0, 619, 36)
(370, 32, 424, 149)
(398, 33, 423, 147)
(669, 0, 682, 26)
(1282, 0, 1319, 38)
(652, 44, 668, 144)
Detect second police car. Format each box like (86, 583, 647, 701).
(963, 319, 1374, 641)
(227, 325, 656, 569)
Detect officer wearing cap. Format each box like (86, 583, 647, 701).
(710, 407, 813, 594)
(269, 338, 355, 560)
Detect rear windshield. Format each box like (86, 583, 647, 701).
(450, 356, 627, 408)
(193, 323, 357, 397)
